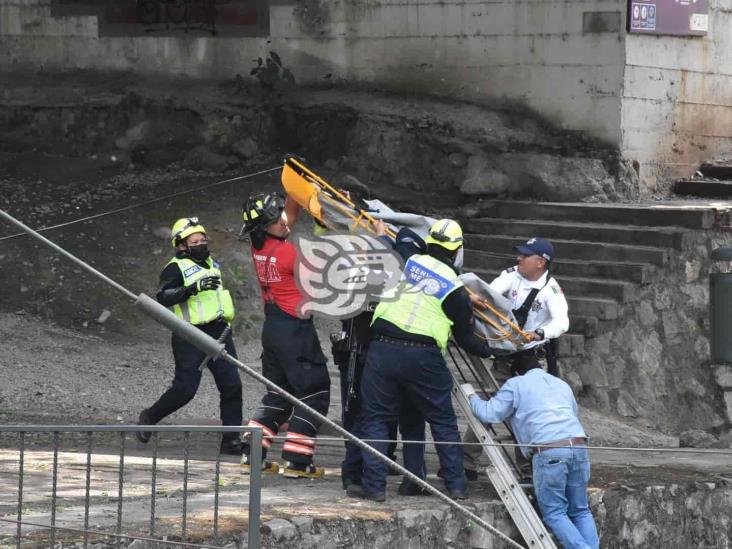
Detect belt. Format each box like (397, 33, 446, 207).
(373, 334, 438, 349)
(533, 437, 587, 454)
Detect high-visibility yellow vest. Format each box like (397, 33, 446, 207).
(372, 254, 462, 350)
(167, 256, 235, 325)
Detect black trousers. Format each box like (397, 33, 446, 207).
(244, 304, 331, 465)
(499, 340, 560, 377)
(335, 343, 399, 486)
(147, 321, 242, 442)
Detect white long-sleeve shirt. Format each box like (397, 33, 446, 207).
(489, 267, 569, 349)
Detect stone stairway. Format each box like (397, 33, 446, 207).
(459, 200, 719, 368)
(675, 164, 732, 199)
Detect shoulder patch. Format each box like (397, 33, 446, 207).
(506, 267, 516, 273)
(404, 258, 455, 299)
(213, 261, 221, 269)
(550, 285, 562, 294)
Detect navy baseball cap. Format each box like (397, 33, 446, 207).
(514, 237, 554, 262)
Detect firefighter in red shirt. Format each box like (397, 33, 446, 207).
(239, 192, 330, 478)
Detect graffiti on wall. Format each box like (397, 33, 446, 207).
(51, 0, 269, 37)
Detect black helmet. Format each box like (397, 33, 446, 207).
(240, 192, 285, 236)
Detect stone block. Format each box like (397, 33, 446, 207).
(654, 287, 671, 310)
(636, 301, 657, 327)
(662, 311, 684, 339)
(231, 137, 258, 159)
(679, 429, 719, 448)
(681, 378, 706, 398)
(713, 365, 732, 389)
(685, 260, 702, 283)
(494, 153, 621, 201)
(724, 392, 732, 424)
(565, 371, 583, 396)
(291, 516, 313, 534)
(262, 518, 297, 542)
(460, 155, 511, 195)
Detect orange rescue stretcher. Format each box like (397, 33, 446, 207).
(280, 155, 531, 346)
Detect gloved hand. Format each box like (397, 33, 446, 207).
(461, 383, 477, 400)
(188, 275, 221, 295)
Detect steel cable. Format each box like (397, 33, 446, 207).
(0, 207, 526, 549)
(0, 166, 281, 242)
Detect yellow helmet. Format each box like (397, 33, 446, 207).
(425, 219, 463, 251)
(171, 217, 206, 248)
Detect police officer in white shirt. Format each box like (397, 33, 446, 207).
(489, 237, 569, 375)
(458, 237, 569, 481)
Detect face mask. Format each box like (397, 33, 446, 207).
(188, 244, 210, 262)
(453, 247, 464, 271)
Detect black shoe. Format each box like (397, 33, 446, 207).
(346, 484, 386, 502)
(437, 467, 479, 482)
(397, 479, 429, 496)
(342, 477, 362, 490)
(344, 481, 362, 492)
(135, 410, 153, 444)
(220, 438, 243, 455)
(447, 487, 469, 500)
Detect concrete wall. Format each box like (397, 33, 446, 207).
(621, 0, 732, 190)
(0, 0, 626, 144)
(4, 1, 732, 190)
(270, 0, 627, 145)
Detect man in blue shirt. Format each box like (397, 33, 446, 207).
(464, 356, 599, 549)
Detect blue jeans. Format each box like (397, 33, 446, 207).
(532, 446, 599, 549)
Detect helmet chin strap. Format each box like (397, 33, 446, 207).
(264, 230, 287, 241)
(454, 246, 464, 270)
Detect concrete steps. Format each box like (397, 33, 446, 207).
(468, 234, 668, 266)
(566, 296, 619, 321)
(570, 315, 599, 337)
(462, 218, 686, 250)
(469, 200, 716, 229)
(674, 179, 732, 199)
(459, 199, 723, 363)
(465, 251, 651, 284)
(472, 267, 636, 303)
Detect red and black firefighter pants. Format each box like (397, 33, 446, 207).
(243, 303, 331, 465)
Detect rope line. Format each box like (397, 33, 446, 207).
(257, 435, 732, 455)
(0, 166, 281, 242)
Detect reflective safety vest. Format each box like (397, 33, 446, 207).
(167, 256, 235, 325)
(372, 254, 462, 350)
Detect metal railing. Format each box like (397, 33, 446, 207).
(0, 425, 263, 549)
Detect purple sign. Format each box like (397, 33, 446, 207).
(628, 0, 709, 36)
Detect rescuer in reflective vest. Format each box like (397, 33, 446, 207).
(352, 219, 493, 502)
(239, 192, 330, 479)
(136, 217, 243, 455)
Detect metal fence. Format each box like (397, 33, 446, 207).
(0, 425, 263, 549)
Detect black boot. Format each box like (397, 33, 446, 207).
(220, 438, 243, 456)
(135, 410, 153, 444)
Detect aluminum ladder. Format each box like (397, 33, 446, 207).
(448, 345, 557, 549)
